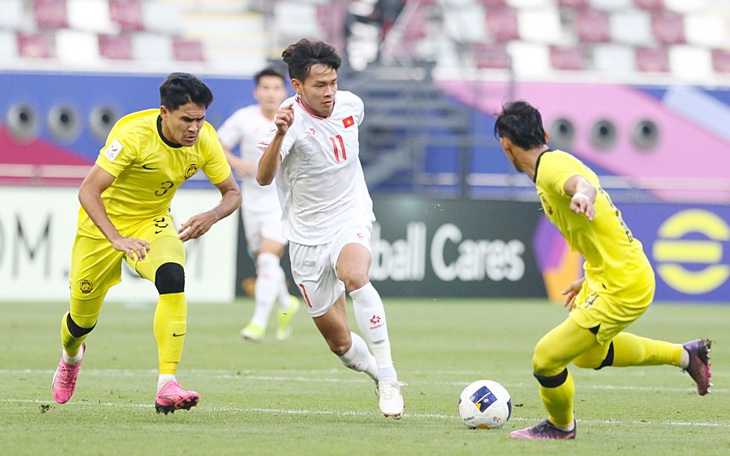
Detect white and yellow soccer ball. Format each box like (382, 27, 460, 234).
(458, 380, 512, 429)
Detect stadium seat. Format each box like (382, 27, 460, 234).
(16, 32, 54, 58)
(712, 49, 730, 74)
(609, 9, 653, 46)
(98, 34, 133, 60)
(635, 46, 670, 72)
(663, 0, 706, 14)
(593, 43, 637, 73)
(141, 1, 180, 35)
(0, 31, 19, 60)
(589, 0, 633, 11)
(550, 45, 585, 71)
(473, 0, 508, 7)
(0, 0, 26, 31)
(67, 0, 115, 33)
(485, 9, 519, 43)
(712, 49, 730, 75)
(633, 0, 666, 10)
(33, 0, 69, 29)
(517, 7, 563, 44)
(507, 41, 551, 77)
(173, 38, 206, 62)
(316, 4, 347, 42)
(109, 0, 145, 31)
(684, 13, 727, 47)
(651, 11, 685, 44)
(55, 29, 100, 64)
(558, 0, 589, 8)
(472, 43, 511, 69)
(131, 32, 173, 61)
(669, 44, 713, 80)
(507, 0, 553, 7)
(575, 10, 611, 43)
(274, 2, 322, 42)
(443, 5, 487, 43)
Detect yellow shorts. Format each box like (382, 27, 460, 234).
(69, 214, 185, 300)
(569, 273, 655, 345)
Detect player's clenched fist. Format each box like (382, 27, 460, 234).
(274, 104, 294, 135)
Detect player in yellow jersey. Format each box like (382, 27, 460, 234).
(494, 100, 712, 440)
(52, 73, 242, 414)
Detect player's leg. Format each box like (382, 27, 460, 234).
(573, 332, 711, 394)
(510, 317, 595, 440)
(333, 228, 404, 419)
(131, 229, 197, 414)
(54, 234, 123, 404)
(289, 242, 378, 380)
(244, 236, 291, 342)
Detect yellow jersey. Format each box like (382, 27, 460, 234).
(535, 150, 652, 295)
(78, 109, 231, 237)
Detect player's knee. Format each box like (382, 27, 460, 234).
(534, 368, 569, 388)
(341, 272, 369, 292)
(155, 262, 185, 295)
(66, 313, 96, 338)
(573, 342, 614, 370)
(327, 336, 352, 357)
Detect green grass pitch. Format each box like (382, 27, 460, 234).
(2, 298, 729, 455)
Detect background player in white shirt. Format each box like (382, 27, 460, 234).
(257, 39, 405, 419)
(217, 67, 300, 342)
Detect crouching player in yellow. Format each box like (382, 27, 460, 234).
(52, 73, 241, 414)
(494, 100, 712, 440)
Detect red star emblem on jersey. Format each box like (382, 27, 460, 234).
(342, 116, 355, 128)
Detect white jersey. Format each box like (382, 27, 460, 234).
(259, 91, 375, 245)
(217, 105, 280, 214)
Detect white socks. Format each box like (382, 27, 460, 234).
(157, 374, 176, 391)
(62, 346, 84, 366)
(350, 283, 397, 381)
(251, 253, 286, 329)
(338, 332, 379, 380)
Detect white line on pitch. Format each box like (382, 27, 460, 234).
(1, 398, 727, 428)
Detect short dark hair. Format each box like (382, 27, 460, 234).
(281, 39, 341, 82)
(254, 67, 286, 86)
(159, 72, 214, 111)
(494, 100, 547, 150)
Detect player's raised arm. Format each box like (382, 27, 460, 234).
(564, 175, 597, 221)
(178, 173, 241, 242)
(79, 164, 150, 260)
(257, 103, 294, 186)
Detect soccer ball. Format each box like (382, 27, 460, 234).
(458, 380, 512, 429)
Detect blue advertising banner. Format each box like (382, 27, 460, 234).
(620, 203, 729, 302)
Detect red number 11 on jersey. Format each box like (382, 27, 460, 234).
(329, 135, 347, 162)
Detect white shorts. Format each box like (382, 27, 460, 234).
(242, 207, 287, 253)
(289, 224, 373, 318)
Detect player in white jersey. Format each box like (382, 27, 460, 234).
(217, 67, 300, 342)
(258, 39, 405, 419)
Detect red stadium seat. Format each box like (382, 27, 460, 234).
(16, 32, 54, 58)
(109, 0, 144, 31)
(651, 11, 685, 44)
(173, 38, 205, 62)
(473, 0, 508, 7)
(574, 10, 611, 43)
(633, 0, 665, 10)
(558, 0, 589, 9)
(33, 0, 68, 29)
(550, 45, 585, 71)
(486, 9, 519, 43)
(98, 34, 132, 60)
(472, 43, 511, 69)
(711, 49, 730, 74)
(635, 46, 670, 72)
